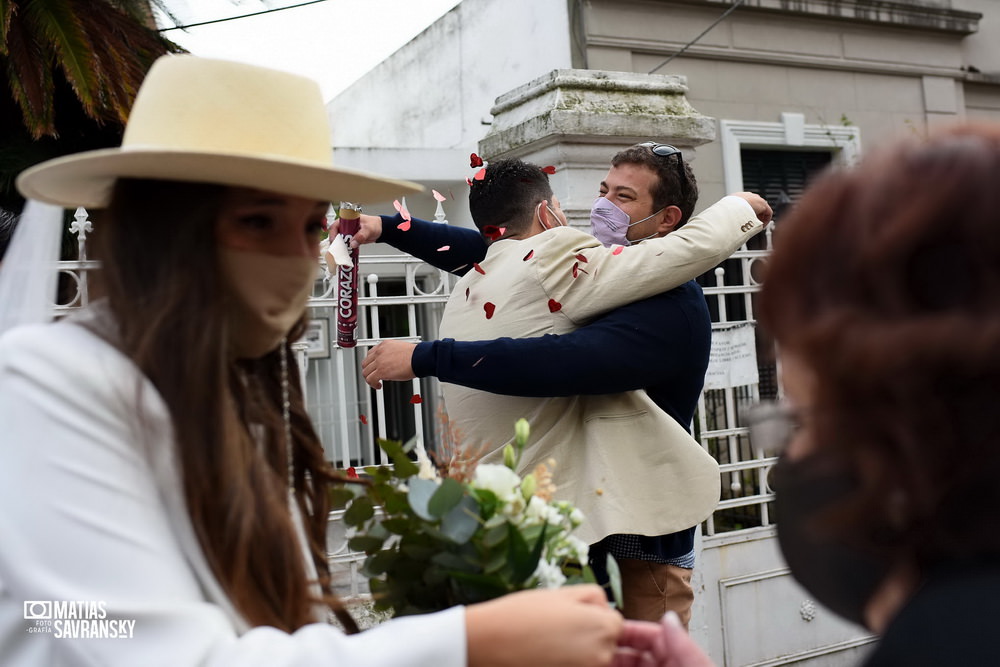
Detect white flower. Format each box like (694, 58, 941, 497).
(417, 455, 440, 481)
(522, 495, 549, 524)
(563, 535, 589, 564)
(532, 558, 567, 589)
(471, 464, 522, 502)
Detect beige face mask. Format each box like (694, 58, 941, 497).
(219, 248, 318, 359)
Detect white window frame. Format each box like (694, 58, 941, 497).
(720, 113, 861, 194)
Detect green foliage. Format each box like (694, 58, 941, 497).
(341, 423, 597, 617)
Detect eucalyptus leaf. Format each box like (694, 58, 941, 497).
(392, 455, 420, 479)
(428, 478, 465, 518)
(328, 486, 356, 510)
(381, 517, 413, 535)
(343, 496, 375, 527)
(606, 554, 624, 610)
(431, 551, 478, 573)
(348, 535, 387, 553)
(440, 495, 480, 544)
(482, 522, 508, 549)
(364, 550, 399, 576)
(407, 478, 439, 521)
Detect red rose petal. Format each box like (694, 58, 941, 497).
(470, 152, 484, 168)
(575, 253, 589, 263)
(466, 177, 473, 186)
(410, 394, 423, 404)
(359, 414, 368, 425)
(474, 168, 487, 181)
(482, 225, 503, 241)
(465, 287, 470, 300)
(572, 263, 579, 278)
(473, 263, 486, 275)
(542, 165, 556, 175)
(397, 220, 411, 232)
(346, 466, 359, 479)
(547, 299, 562, 313)
(612, 245, 624, 255)
(393, 199, 411, 222)
(484, 302, 496, 319)
(523, 250, 534, 261)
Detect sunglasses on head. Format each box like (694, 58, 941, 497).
(638, 142, 688, 203)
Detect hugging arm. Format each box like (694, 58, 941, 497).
(412, 297, 695, 396)
(377, 213, 487, 276)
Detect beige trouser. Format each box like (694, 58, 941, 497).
(618, 558, 695, 630)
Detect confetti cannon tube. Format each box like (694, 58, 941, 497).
(336, 203, 362, 348)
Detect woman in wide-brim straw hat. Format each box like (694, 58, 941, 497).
(0, 55, 626, 666)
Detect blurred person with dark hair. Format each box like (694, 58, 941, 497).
(614, 123, 1000, 665)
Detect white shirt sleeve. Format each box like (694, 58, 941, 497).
(0, 320, 467, 667)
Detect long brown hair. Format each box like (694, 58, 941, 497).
(759, 124, 1000, 570)
(92, 178, 356, 632)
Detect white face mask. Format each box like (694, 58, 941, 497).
(219, 248, 317, 359)
(589, 197, 663, 247)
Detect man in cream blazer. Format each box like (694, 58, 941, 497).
(438, 159, 765, 548)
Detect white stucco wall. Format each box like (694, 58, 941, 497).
(328, 0, 573, 183)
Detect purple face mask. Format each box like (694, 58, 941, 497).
(589, 197, 663, 247)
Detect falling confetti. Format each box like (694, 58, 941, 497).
(484, 302, 496, 319)
(432, 189, 447, 202)
(474, 168, 487, 181)
(542, 165, 556, 175)
(437, 245, 451, 252)
(393, 198, 411, 222)
(347, 467, 359, 479)
(523, 250, 534, 261)
(612, 245, 624, 256)
(410, 394, 423, 405)
(466, 178, 473, 186)
(472, 357, 485, 367)
(482, 225, 503, 241)
(397, 220, 412, 232)
(470, 152, 484, 168)
(473, 263, 486, 275)
(359, 414, 368, 425)
(547, 299, 562, 313)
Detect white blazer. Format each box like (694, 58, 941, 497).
(0, 310, 466, 666)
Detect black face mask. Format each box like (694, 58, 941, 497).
(772, 453, 892, 628)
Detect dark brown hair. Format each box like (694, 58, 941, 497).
(92, 178, 356, 632)
(758, 124, 1000, 570)
(469, 158, 553, 236)
(611, 144, 699, 227)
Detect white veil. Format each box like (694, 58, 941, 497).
(0, 200, 64, 337)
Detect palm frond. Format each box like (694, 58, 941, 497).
(0, 0, 15, 55)
(23, 0, 100, 117)
(3, 18, 55, 138)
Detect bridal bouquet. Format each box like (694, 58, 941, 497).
(333, 419, 617, 617)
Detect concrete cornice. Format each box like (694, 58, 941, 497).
(482, 69, 717, 157)
(665, 0, 981, 34)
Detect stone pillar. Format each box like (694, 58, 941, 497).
(479, 69, 717, 228)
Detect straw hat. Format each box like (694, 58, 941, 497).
(16, 55, 421, 208)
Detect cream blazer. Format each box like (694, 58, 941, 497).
(0, 311, 466, 666)
(439, 196, 763, 545)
